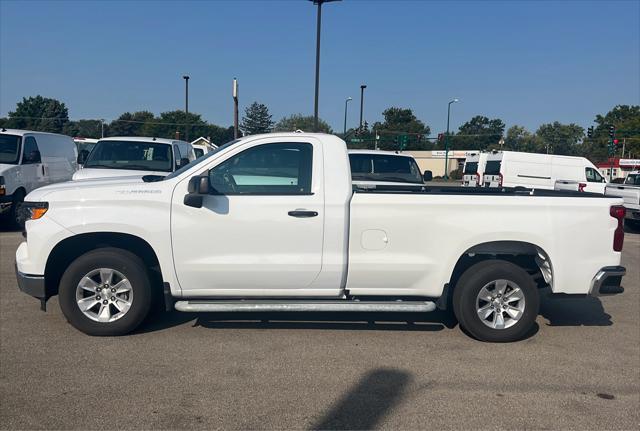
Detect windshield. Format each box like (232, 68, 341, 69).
(0, 134, 21, 164)
(84, 140, 174, 172)
(162, 139, 240, 180)
(349, 153, 423, 184)
(625, 174, 640, 185)
(464, 161, 478, 175)
(484, 160, 502, 175)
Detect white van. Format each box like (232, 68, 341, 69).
(192, 142, 217, 158)
(482, 151, 606, 193)
(73, 137, 195, 180)
(0, 129, 78, 225)
(461, 152, 488, 187)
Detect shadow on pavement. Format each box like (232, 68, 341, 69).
(539, 289, 612, 326)
(136, 310, 458, 334)
(310, 368, 412, 430)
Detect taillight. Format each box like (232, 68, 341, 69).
(475, 172, 481, 185)
(610, 205, 625, 252)
(498, 173, 503, 187)
(578, 183, 586, 192)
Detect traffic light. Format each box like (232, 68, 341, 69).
(614, 139, 620, 149)
(609, 125, 615, 138)
(437, 133, 444, 142)
(587, 126, 593, 138)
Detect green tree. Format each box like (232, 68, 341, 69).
(372, 107, 430, 135)
(144, 111, 209, 140)
(274, 114, 332, 133)
(241, 102, 274, 135)
(504, 125, 543, 153)
(108, 111, 155, 137)
(452, 115, 505, 150)
(535, 121, 584, 155)
(6, 95, 69, 133)
(63, 119, 103, 138)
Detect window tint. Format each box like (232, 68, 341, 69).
(208, 143, 313, 195)
(349, 153, 423, 184)
(585, 167, 603, 183)
(464, 161, 478, 175)
(484, 160, 501, 175)
(625, 174, 640, 185)
(0, 134, 21, 164)
(22, 136, 41, 164)
(84, 141, 173, 172)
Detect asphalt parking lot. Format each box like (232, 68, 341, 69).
(1, 227, 638, 430)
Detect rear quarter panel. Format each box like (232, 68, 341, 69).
(347, 193, 622, 297)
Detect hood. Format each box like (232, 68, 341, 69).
(73, 168, 169, 180)
(26, 176, 149, 201)
(0, 163, 18, 173)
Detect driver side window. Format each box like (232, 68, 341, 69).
(585, 167, 603, 183)
(22, 136, 41, 164)
(208, 143, 313, 195)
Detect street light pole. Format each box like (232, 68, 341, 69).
(310, 0, 340, 133)
(233, 78, 239, 139)
(444, 98, 459, 180)
(343, 97, 352, 136)
(359, 84, 367, 131)
(183, 75, 190, 141)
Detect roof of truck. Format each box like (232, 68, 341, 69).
(98, 136, 190, 145)
(348, 149, 414, 157)
(0, 128, 71, 137)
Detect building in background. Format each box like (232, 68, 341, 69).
(596, 158, 640, 182)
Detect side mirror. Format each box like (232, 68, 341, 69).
(423, 170, 433, 182)
(184, 175, 211, 208)
(24, 150, 41, 164)
(77, 149, 89, 165)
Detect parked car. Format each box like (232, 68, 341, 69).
(73, 137, 195, 180)
(483, 151, 606, 193)
(605, 171, 640, 230)
(462, 152, 488, 187)
(348, 149, 431, 188)
(16, 133, 626, 342)
(0, 128, 77, 226)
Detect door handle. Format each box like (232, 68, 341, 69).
(41, 165, 45, 176)
(288, 210, 318, 218)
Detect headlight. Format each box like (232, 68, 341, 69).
(18, 202, 49, 223)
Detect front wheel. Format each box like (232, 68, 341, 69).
(453, 260, 539, 342)
(59, 248, 152, 336)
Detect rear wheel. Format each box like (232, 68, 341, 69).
(453, 260, 539, 342)
(59, 248, 152, 336)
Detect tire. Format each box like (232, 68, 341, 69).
(58, 248, 152, 336)
(453, 260, 539, 342)
(9, 188, 25, 229)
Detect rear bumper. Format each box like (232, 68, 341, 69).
(589, 266, 626, 296)
(15, 263, 46, 299)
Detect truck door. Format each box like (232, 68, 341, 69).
(170, 138, 326, 294)
(20, 136, 46, 192)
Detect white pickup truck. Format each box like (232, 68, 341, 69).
(15, 133, 627, 342)
(605, 171, 640, 230)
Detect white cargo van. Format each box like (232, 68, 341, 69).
(73, 137, 195, 180)
(462, 152, 488, 187)
(0, 129, 78, 225)
(482, 151, 606, 193)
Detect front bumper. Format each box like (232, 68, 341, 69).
(15, 263, 48, 309)
(624, 208, 640, 221)
(589, 266, 626, 296)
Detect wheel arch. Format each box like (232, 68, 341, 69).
(44, 232, 163, 297)
(445, 240, 553, 303)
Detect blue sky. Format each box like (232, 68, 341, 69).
(1, 0, 638, 134)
